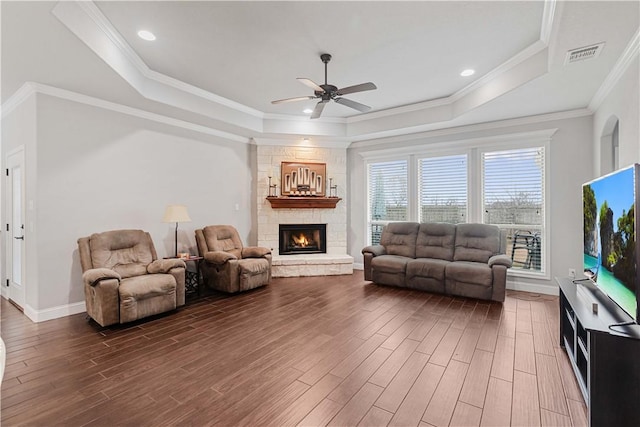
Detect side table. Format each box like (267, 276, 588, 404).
(165, 256, 204, 297)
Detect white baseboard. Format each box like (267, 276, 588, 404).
(353, 263, 364, 270)
(507, 279, 559, 296)
(23, 301, 86, 323)
(1, 286, 8, 299)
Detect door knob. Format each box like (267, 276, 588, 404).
(14, 236, 24, 240)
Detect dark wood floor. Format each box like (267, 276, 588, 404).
(1, 272, 587, 426)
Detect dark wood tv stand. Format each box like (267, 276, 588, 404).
(557, 277, 640, 427)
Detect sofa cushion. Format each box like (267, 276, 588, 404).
(415, 223, 456, 260)
(238, 258, 271, 291)
(380, 222, 420, 258)
(406, 258, 450, 282)
(238, 258, 270, 276)
(371, 255, 411, 274)
(406, 257, 450, 293)
(445, 261, 493, 287)
(89, 230, 154, 278)
(453, 223, 501, 263)
(119, 274, 176, 301)
(371, 255, 410, 288)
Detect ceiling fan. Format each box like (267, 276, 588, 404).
(272, 53, 377, 119)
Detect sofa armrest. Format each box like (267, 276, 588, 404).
(82, 268, 121, 287)
(242, 246, 271, 258)
(489, 254, 513, 268)
(204, 251, 238, 265)
(147, 259, 186, 274)
(362, 245, 386, 257)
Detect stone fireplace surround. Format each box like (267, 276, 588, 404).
(256, 144, 354, 278)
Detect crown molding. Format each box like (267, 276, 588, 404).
(2, 82, 250, 143)
(1, 82, 36, 118)
(251, 137, 351, 149)
(539, 0, 557, 44)
(350, 108, 590, 150)
(589, 28, 640, 111)
(262, 112, 346, 124)
(357, 128, 558, 160)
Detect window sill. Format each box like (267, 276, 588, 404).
(508, 268, 550, 281)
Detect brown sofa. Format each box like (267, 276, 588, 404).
(78, 229, 186, 327)
(195, 225, 272, 293)
(362, 222, 512, 302)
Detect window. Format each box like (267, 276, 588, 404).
(418, 154, 467, 223)
(367, 159, 408, 244)
(482, 147, 545, 273)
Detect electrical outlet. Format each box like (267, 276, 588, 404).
(569, 268, 576, 279)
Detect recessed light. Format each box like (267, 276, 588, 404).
(137, 30, 156, 41)
(303, 108, 313, 114)
(460, 69, 475, 77)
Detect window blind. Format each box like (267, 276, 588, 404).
(367, 160, 408, 244)
(483, 147, 545, 271)
(418, 154, 467, 224)
(482, 147, 544, 226)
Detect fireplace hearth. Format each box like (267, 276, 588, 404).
(279, 224, 327, 255)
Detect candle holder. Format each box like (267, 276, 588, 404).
(268, 176, 278, 197)
(328, 178, 338, 198)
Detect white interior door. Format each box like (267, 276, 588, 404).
(6, 148, 26, 310)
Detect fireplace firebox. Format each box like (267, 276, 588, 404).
(279, 224, 327, 255)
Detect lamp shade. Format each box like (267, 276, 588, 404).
(162, 205, 191, 223)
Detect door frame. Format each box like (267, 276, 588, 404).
(5, 146, 26, 310)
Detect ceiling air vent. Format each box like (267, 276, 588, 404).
(565, 42, 605, 64)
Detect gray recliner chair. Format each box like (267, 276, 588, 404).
(195, 225, 272, 293)
(78, 229, 186, 327)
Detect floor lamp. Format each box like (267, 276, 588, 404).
(162, 205, 192, 258)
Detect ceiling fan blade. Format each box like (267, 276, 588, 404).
(336, 82, 377, 96)
(297, 78, 324, 92)
(334, 97, 371, 113)
(310, 100, 328, 119)
(271, 96, 316, 105)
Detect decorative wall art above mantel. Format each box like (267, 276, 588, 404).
(281, 161, 326, 197)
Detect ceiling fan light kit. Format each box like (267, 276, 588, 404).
(272, 53, 377, 119)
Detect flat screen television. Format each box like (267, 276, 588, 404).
(582, 164, 639, 323)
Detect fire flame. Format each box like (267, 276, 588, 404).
(292, 233, 309, 247)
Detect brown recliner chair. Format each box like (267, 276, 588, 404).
(195, 225, 272, 293)
(78, 229, 186, 327)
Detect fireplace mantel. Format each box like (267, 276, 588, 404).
(266, 196, 342, 209)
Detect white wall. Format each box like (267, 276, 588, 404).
(3, 93, 254, 318)
(593, 55, 640, 175)
(347, 114, 594, 294)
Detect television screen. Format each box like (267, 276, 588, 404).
(583, 164, 638, 322)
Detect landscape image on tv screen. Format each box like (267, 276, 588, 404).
(583, 166, 637, 320)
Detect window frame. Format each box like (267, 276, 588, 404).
(364, 155, 411, 246)
(478, 139, 551, 280)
